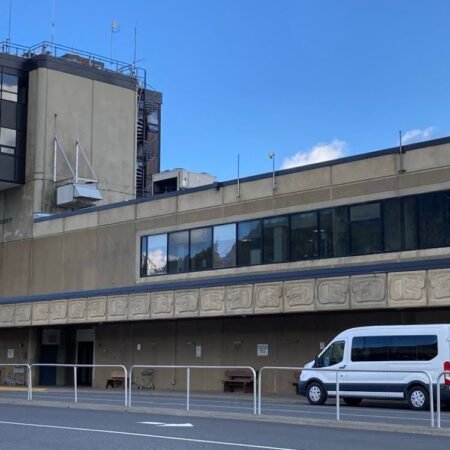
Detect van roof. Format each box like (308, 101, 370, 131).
(341, 324, 450, 334)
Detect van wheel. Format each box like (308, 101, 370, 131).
(306, 382, 327, 405)
(407, 385, 429, 411)
(343, 397, 362, 406)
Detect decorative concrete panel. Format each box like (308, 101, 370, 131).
(199, 287, 226, 317)
(87, 297, 107, 322)
(351, 274, 387, 309)
(49, 300, 68, 324)
(428, 269, 450, 306)
(316, 277, 350, 310)
(151, 291, 174, 319)
(0, 304, 15, 327)
(254, 282, 283, 314)
(32, 302, 50, 325)
(226, 284, 253, 315)
(284, 280, 315, 312)
(388, 271, 427, 307)
(128, 293, 151, 320)
(15, 303, 32, 326)
(68, 299, 87, 323)
(175, 290, 199, 317)
(107, 295, 128, 321)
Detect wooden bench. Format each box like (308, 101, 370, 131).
(105, 370, 125, 388)
(222, 369, 254, 393)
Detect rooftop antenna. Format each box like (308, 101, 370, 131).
(398, 129, 406, 174)
(50, 0, 56, 48)
(7, 0, 12, 48)
(237, 154, 240, 197)
(133, 23, 137, 75)
(110, 21, 120, 62)
(268, 152, 276, 191)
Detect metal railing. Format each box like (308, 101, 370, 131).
(258, 366, 303, 415)
(31, 364, 128, 407)
(0, 364, 32, 400)
(258, 366, 435, 427)
(435, 371, 450, 428)
(129, 365, 258, 414)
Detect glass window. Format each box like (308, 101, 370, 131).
(213, 223, 236, 268)
(417, 335, 438, 361)
(140, 236, 148, 276)
(0, 127, 16, 147)
(383, 199, 402, 252)
(403, 197, 417, 250)
(418, 191, 450, 249)
(316, 341, 345, 367)
(144, 234, 167, 275)
(351, 336, 388, 362)
(350, 203, 382, 255)
(237, 220, 262, 266)
(333, 206, 349, 257)
(291, 211, 318, 260)
(263, 216, 289, 263)
(1, 74, 18, 102)
(190, 227, 212, 271)
(168, 231, 189, 274)
(0, 146, 14, 155)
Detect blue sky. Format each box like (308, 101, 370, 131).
(1, 1, 450, 181)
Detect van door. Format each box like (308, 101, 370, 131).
(346, 336, 389, 399)
(315, 340, 347, 395)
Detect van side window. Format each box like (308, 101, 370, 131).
(351, 335, 438, 362)
(317, 341, 345, 367)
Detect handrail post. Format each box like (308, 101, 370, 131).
(336, 370, 340, 421)
(186, 368, 190, 411)
(27, 364, 32, 401)
(436, 373, 442, 428)
(123, 366, 128, 407)
(251, 367, 257, 415)
(129, 366, 133, 407)
(427, 371, 434, 428)
(258, 368, 263, 415)
(74, 366, 78, 404)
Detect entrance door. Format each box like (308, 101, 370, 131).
(39, 345, 58, 386)
(77, 341, 94, 386)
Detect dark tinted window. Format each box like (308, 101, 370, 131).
(351, 336, 388, 362)
(383, 199, 402, 252)
(190, 227, 212, 271)
(403, 197, 418, 250)
(263, 216, 289, 263)
(418, 192, 450, 249)
(237, 220, 262, 266)
(291, 211, 318, 260)
(168, 231, 189, 273)
(350, 203, 382, 255)
(213, 223, 236, 268)
(317, 341, 345, 367)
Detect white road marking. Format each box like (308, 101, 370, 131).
(0, 420, 297, 450)
(139, 421, 194, 427)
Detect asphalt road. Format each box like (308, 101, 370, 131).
(0, 403, 448, 450)
(1, 388, 449, 429)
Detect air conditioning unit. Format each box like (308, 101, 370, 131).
(56, 183, 102, 209)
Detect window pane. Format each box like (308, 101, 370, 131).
(351, 336, 388, 362)
(319, 209, 334, 258)
(0, 146, 14, 155)
(168, 231, 189, 273)
(0, 128, 16, 147)
(389, 335, 418, 361)
(318, 341, 345, 367)
(291, 211, 318, 260)
(417, 335, 438, 361)
(140, 236, 147, 276)
(333, 206, 349, 257)
(144, 234, 167, 275)
(383, 199, 402, 252)
(350, 203, 382, 255)
(2, 74, 18, 93)
(418, 191, 450, 249)
(263, 216, 289, 263)
(237, 220, 262, 266)
(213, 223, 236, 268)
(190, 227, 212, 271)
(1, 91, 17, 102)
(403, 197, 417, 250)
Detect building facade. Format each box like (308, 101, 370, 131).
(0, 127, 449, 392)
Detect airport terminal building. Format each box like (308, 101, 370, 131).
(1, 42, 450, 393)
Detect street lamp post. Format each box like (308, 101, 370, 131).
(268, 152, 276, 190)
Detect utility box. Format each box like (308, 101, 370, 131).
(56, 183, 102, 209)
(152, 169, 216, 195)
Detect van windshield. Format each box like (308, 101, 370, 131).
(316, 340, 345, 367)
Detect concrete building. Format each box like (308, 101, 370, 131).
(1, 45, 450, 394)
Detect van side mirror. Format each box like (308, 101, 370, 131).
(314, 356, 320, 368)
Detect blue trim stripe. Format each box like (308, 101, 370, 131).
(1, 256, 450, 305)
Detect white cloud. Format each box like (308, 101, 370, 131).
(281, 139, 347, 169)
(402, 127, 436, 144)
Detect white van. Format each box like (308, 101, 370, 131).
(298, 324, 450, 410)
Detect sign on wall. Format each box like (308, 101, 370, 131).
(257, 344, 269, 357)
(7, 349, 14, 359)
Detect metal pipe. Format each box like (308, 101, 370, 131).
(186, 368, 190, 411)
(74, 366, 77, 404)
